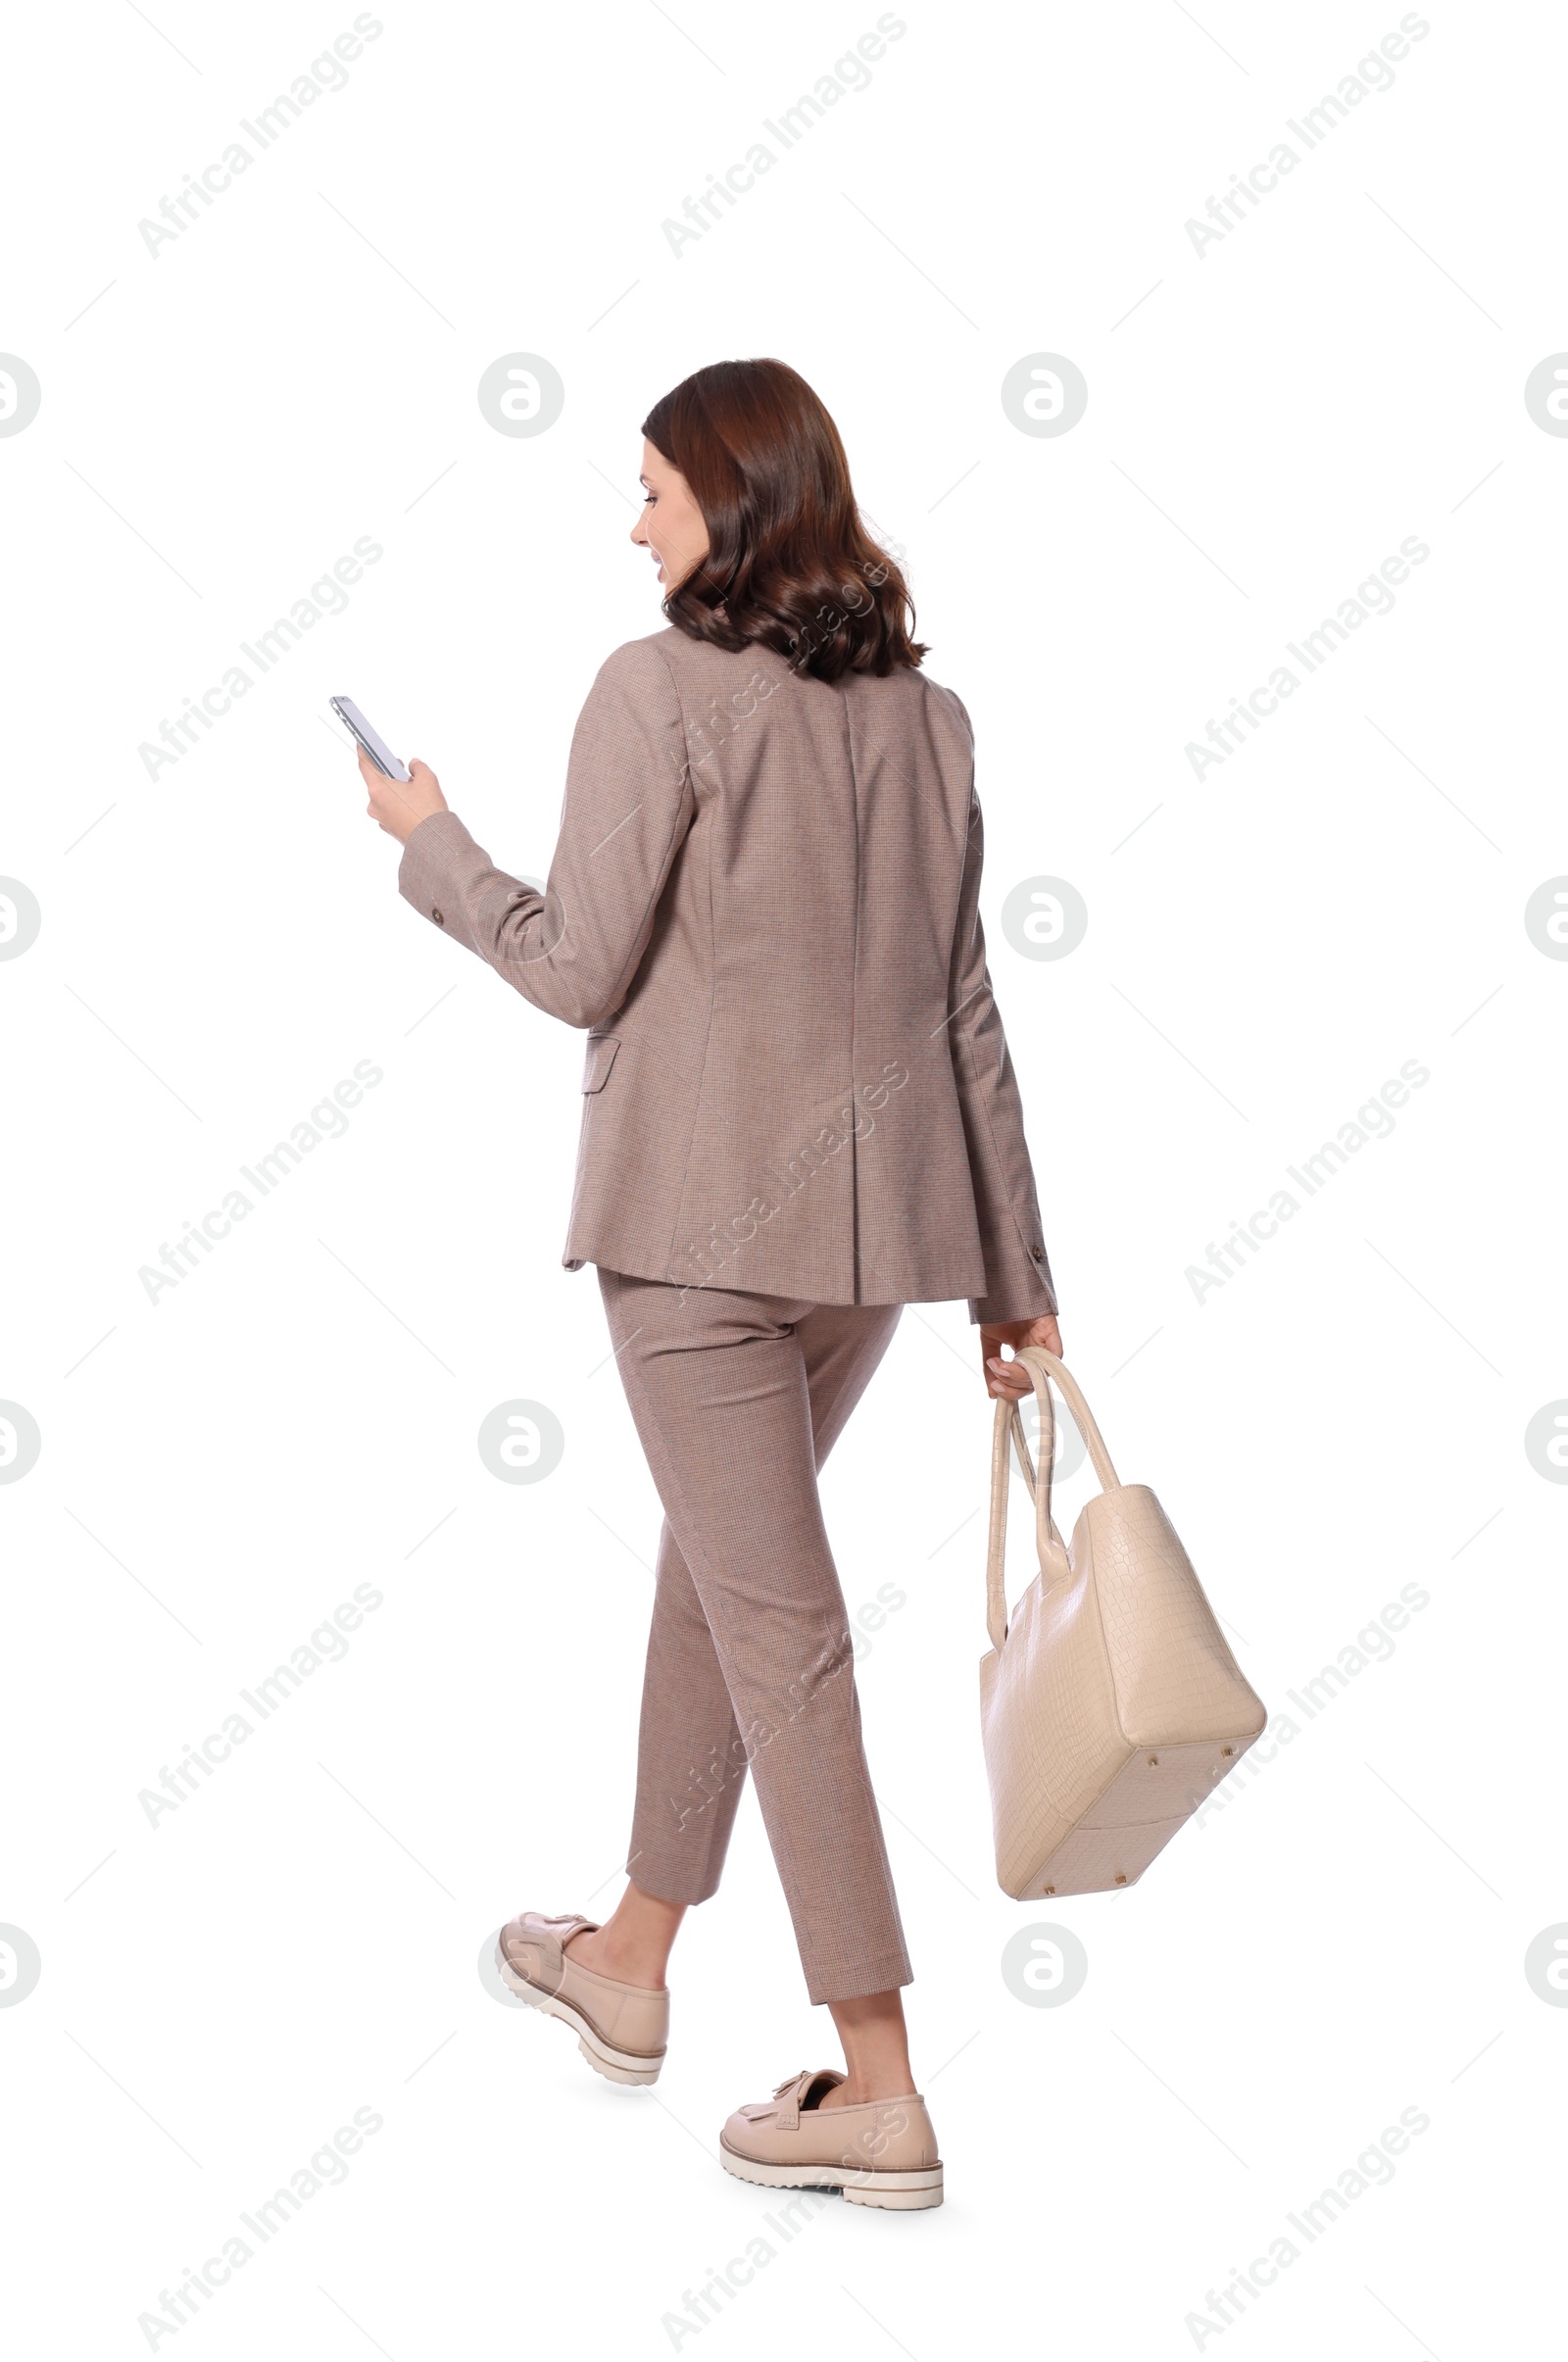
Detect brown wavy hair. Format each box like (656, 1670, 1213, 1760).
(641, 359, 926, 681)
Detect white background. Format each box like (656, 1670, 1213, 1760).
(3, 2, 1563, 2354)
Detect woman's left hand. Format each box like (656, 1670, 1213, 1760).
(358, 744, 449, 843)
(982, 1312, 1063, 1400)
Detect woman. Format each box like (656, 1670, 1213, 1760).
(360, 358, 1061, 2211)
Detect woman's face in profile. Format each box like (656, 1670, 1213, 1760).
(631, 438, 710, 592)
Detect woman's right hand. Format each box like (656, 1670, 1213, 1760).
(981, 1313, 1063, 1400)
(359, 745, 449, 844)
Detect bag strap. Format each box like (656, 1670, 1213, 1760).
(984, 1350, 1121, 1653)
(1016, 1348, 1121, 1500)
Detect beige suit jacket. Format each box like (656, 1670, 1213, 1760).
(397, 627, 1058, 1324)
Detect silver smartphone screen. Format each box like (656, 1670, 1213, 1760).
(330, 696, 411, 783)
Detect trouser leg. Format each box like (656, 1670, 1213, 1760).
(624, 1282, 905, 1904)
(599, 1266, 908, 2003)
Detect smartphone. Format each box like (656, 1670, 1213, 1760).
(330, 696, 411, 782)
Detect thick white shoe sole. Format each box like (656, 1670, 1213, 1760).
(494, 1940, 663, 2087)
(719, 2141, 944, 2210)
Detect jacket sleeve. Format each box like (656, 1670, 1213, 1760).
(396, 638, 694, 1030)
(945, 763, 1060, 1328)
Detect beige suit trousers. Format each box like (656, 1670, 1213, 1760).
(598, 1264, 911, 2004)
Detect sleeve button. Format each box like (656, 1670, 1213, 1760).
(430, 907, 445, 926)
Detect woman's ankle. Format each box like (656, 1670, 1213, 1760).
(823, 1988, 914, 2104)
(564, 1890, 685, 1991)
(820, 2064, 914, 2108)
(564, 1926, 662, 1989)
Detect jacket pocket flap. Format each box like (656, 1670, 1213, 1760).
(582, 1034, 620, 1093)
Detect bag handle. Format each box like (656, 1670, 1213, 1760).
(984, 1350, 1121, 1653)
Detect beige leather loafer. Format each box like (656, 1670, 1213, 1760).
(495, 1911, 668, 2087)
(720, 2068, 944, 2209)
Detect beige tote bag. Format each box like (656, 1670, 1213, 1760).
(981, 1348, 1266, 1899)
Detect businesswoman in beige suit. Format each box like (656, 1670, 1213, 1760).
(360, 359, 1060, 2209)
